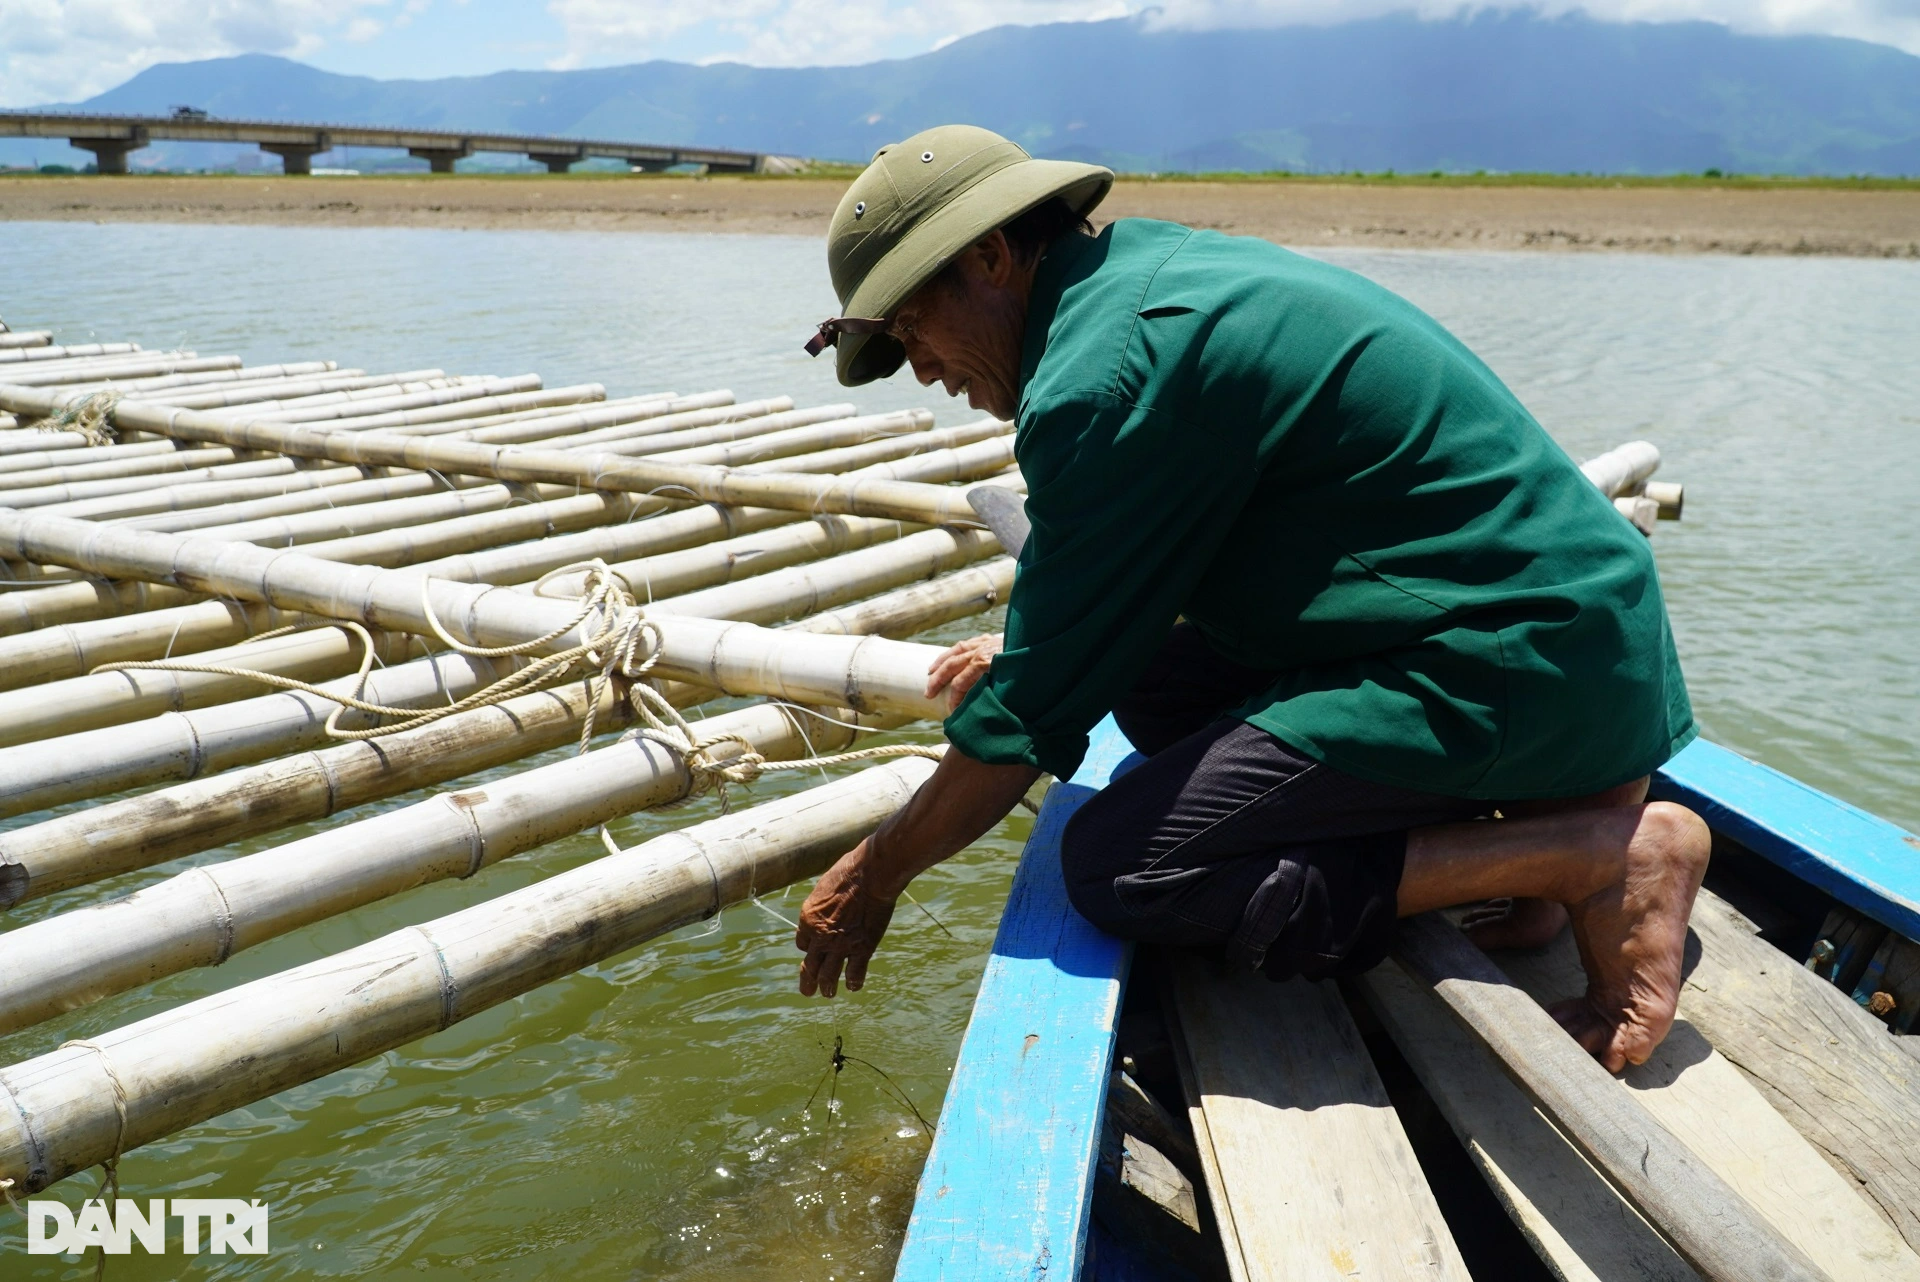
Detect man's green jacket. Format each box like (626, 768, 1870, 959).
(945, 218, 1696, 799)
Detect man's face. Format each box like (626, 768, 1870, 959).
(888, 231, 1033, 422)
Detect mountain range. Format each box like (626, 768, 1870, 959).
(8, 10, 1920, 175)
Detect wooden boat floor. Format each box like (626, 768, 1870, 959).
(1491, 909, 1920, 1282)
(1355, 959, 1699, 1282)
(1169, 957, 1471, 1282)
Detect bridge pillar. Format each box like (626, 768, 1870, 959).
(408, 144, 471, 174)
(528, 148, 584, 174)
(260, 134, 332, 175)
(69, 131, 148, 174)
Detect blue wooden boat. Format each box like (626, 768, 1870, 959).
(895, 717, 1920, 1281)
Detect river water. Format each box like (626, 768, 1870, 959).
(1, 221, 1916, 1279)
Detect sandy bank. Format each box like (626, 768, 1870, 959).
(3, 174, 1916, 258)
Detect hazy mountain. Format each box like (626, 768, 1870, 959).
(9, 10, 1920, 175)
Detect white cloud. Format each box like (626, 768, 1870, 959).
(1142, 0, 1920, 55)
(0, 0, 403, 106)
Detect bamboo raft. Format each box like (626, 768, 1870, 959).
(0, 316, 1914, 1280)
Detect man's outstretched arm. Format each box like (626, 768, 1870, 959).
(796, 746, 1040, 997)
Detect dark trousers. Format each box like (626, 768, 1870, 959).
(1059, 624, 1487, 981)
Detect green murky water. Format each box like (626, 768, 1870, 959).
(0, 222, 1915, 1278)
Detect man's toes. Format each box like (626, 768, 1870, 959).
(1548, 997, 1620, 1062)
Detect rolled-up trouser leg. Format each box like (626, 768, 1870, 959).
(1061, 717, 1485, 980)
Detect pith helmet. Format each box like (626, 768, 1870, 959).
(805, 124, 1113, 386)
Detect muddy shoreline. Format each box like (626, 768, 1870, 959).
(3, 174, 1916, 257)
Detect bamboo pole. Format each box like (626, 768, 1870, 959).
(0, 436, 1012, 635)
(210, 378, 576, 430)
(0, 384, 1025, 526)
(191, 375, 471, 418)
(1644, 480, 1684, 520)
(734, 420, 1009, 478)
(0, 444, 256, 490)
(592, 514, 925, 603)
(0, 331, 52, 349)
(1580, 441, 1662, 498)
(407, 434, 1015, 589)
(0, 702, 925, 1038)
(292, 426, 979, 574)
(398, 391, 740, 444)
(0, 648, 520, 826)
(542, 402, 857, 454)
(189, 486, 517, 548)
(0, 426, 115, 455)
(636, 413, 934, 468)
(0, 558, 1001, 891)
(0, 757, 932, 1194)
(0, 600, 296, 692)
(0, 456, 311, 509)
(1615, 494, 1660, 534)
(0, 509, 956, 713)
(381, 390, 681, 438)
(40, 463, 382, 521)
(0, 437, 202, 475)
(91, 361, 346, 397)
(0, 502, 982, 814)
(304, 491, 657, 569)
(5, 356, 242, 387)
(0, 624, 431, 749)
(0, 342, 140, 364)
(0, 661, 599, 893)
(648, 527, 1000, 625)
(525, 399, 813, 450)
(791, 555, 1014, 638)
(120, 469, 494, 532)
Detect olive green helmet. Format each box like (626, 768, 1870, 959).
(804, 124, 1113, 386)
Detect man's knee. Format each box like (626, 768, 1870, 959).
(1059, 794, 1138, 933)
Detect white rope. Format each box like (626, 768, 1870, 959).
(95, 558, 945, 814)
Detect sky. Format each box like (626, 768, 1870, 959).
(2, 0, 1918, 108)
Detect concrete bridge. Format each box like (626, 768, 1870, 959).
(0, 110, 786, 175)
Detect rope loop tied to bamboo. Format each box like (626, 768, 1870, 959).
(88, 557, 946, 820)
(55, 1037, 133, 1282)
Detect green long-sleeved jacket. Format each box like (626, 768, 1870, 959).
(944, 218, 1695, 799)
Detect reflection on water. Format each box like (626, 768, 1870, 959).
(0, 222, 1915, 1279)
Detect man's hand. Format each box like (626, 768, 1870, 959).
(795, 748, 1043, 998)
(926, 634, 1003, 711)
(796, 839, 897, 998)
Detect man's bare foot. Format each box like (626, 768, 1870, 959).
(1551, 802, 1711, 1073)
(1463, 896, 1569, 950)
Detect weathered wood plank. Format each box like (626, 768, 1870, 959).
(1394, 913, 1826, 1282)
(1672, 888, 1920, 1254)
(1354, 960, 1698, 1282)
(1169, 958, 1471, 1281)
(1653, 739, 1920, 941)
(895, 716, 1137, 1281)
(1169, 1012, 1249, 1282)
(1494, 921, 1920, 1282)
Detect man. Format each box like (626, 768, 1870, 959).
(795, 125, 1707, 1073)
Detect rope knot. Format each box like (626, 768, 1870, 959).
(41, 391, 123, 446)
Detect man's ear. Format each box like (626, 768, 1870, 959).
(971, 229, 1017, 288)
